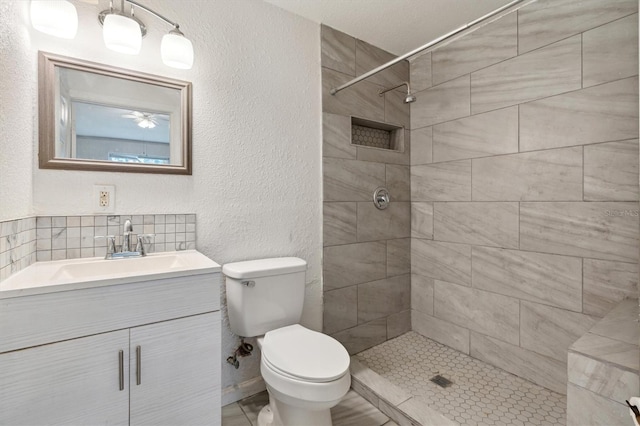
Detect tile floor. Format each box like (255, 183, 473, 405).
(222, 389, 398, 426)
(356, 332, 566, 426)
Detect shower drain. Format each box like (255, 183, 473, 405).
(430, 374, 453, 388)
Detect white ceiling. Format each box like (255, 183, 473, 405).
(263, 0, 515, 55)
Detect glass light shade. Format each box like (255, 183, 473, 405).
(30, 0, 78, 39)
(103, 14, 142, 55)
(161, 33, 194, 69)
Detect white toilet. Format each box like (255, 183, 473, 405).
(223, 257, 351, 426)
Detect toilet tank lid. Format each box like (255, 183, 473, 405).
(222, 257, 307, 279)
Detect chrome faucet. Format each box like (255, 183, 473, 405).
(95, 219, 154, 260)
(122, 219, 133, 252)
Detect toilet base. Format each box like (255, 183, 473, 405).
(257, 391, 333, 426)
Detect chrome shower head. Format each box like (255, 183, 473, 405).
(379, 81, 417, 104)
(404, 93, 417, 103)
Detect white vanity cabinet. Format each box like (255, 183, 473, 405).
(0, 330, 131, 426)
(0, 258, 221, 426)
(130, 312, 220, 426)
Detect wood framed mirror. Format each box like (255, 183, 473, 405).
(38, 52, 192, 174)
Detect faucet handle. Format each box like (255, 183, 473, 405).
(94, 235, 116, 259)
(135, 234, 155, 256)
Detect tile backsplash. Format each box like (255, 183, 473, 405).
(0, 217, 37, 282)
(0, 214, 196, 283)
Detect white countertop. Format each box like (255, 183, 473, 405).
(0, 250, 221, 299)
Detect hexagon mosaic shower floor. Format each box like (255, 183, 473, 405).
(356, 332, 566, 426)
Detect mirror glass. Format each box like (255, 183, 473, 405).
(39, 52, 192, 174)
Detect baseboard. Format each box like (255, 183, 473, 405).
(222, 375, 267, 406)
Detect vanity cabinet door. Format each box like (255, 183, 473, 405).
(129, 312, 221, 426)
(0, 330, 130, 426)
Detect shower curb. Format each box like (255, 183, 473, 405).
(349, 356, 459, 426)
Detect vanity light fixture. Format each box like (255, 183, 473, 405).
(30, 0, 78, 39)
(99, 0, 194, 69)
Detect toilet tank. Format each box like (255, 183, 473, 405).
(223, 257, 307, 337)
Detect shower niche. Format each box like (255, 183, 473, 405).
(350, 117, 404, 152)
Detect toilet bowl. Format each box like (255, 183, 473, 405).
(223, 257, 351, 426)
(256, 325, 351, 426)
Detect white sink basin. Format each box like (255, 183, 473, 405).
(0, 250, 220, 298)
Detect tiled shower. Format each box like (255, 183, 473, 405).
(322, 0, 639, 424)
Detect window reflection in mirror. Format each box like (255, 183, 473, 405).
(40, 52, 191, 174)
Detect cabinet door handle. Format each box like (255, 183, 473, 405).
(136, 345, 142, 386)
(118, 350, 124, 391)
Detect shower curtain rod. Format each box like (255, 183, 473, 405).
(330, 0, 531, 96)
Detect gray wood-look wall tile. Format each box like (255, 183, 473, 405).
(411, 202, 433, 239)
(470, 332, 567, 394)
(411, 274, 434, 316)
(583, 259, 639, 317)
(433, 202, 519, 248)
(410, 52, 432, 92)
(517, 0, 638, 55)
(411, 160, 471, 201)
(570, 332, 639, 371)
(324, 241, 386, 290)
(471, 35, 581, 114)
(410, 127, 432, 166)
(385, 165, 410, 201)
(321, 25, 356, 76)
(323, 286, 358, 335)
(387, 238, 410, 277)
(358, 275, 411, 323)
(472, 147, 583, 201)
(583, 14, 639, 88)
(472, 246, 583, 312)
(412, 239, 471, 286)
(588, 299, 639, 346)
(356, 202, 410, 242)
(323, 112, 356, 159)
(519, 77, 639, 152)
(432, 12, 517, 85)
(584, 139, 639, 201)
(323, 202, 357, 246)
(520, 202, 640, 262)
(566, 383, 630, 426)
(323, 158, 386, 201)
(322, 68, 384, 122)
(435, 281, 520, 345)
(412, 310, 470, 354)
(568, 352, 639, 403)
(411, 75, 470, 129)
(433, 106, 518, 163)
(387, 310, 411, 339)
(520, 301, 598, 362)
(355, 39, 409, 89)
(331, 318, 387, 355)
(384, 90, 410, 129)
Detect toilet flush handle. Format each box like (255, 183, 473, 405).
(242, 280, 255, 288)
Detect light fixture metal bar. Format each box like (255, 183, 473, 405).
(330, 0, 533, 96)
(125, 0, 181, 30)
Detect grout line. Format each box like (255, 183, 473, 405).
(582, 146, 585, 201)
(581, 32, 584, 89)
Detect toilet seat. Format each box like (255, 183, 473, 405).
(261, 324, 350, 383)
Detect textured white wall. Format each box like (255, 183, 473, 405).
(1, 0, 322, 395)
(0, 1, 34, 221)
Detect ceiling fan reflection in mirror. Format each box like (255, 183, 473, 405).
(122, 111, 168, 129)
